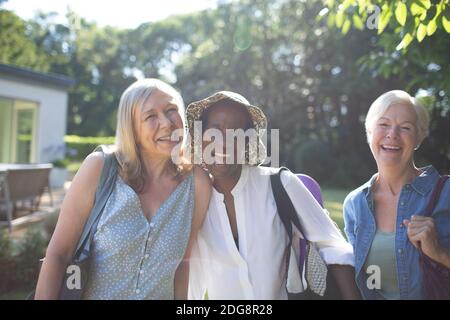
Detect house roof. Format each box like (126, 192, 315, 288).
(0, 63, 75, 89)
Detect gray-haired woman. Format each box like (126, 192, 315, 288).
(344, 90, 450, 299)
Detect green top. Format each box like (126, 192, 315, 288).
(364, 230, 400, 300)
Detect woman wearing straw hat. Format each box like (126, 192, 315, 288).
(186, 91, 360, 300)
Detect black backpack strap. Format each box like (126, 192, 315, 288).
(271, 167, 293, 242)
(271, 167, 311, 284)
(73, 145, 118, 261)
(270, 167, 307, 241)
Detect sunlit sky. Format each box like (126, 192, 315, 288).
(2, 0, 219, 29)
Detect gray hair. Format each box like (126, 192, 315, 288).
(365, 90, 429, 145)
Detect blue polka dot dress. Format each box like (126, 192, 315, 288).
(82, 172, 194, 299)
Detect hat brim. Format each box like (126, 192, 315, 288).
(186, 92, 268, 166)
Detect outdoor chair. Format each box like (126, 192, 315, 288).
(0, 164, 53, 231)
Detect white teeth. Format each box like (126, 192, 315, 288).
(382, 145, 400, 150)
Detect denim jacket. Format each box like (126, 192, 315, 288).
(343, 166, 450, 299)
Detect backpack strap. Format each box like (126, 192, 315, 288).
(270, 167, 309, 277)
(73, 145, 118, 261)
(424, 175, 449, 217)
(271, 167, 308, 240)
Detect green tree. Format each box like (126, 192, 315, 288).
(322, 0, 449, 49)
(26, 11, 135, 136)
(0, 9, 49, 70)
(322, 0, 450, 174)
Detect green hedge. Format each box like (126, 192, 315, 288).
(0, 214, 58, 296)
(64, 135, 115, 161)
(0, 228, 48, 295)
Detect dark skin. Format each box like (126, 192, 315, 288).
(202, 101, 250, 243)
(202, 100, 361, 299)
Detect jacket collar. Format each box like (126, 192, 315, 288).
(362, 165, 439, 200)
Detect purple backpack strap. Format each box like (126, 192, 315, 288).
(298, 238, 308, 276)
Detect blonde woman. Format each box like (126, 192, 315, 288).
(344, 90, 450, 299)
(35, 79, 211, 299)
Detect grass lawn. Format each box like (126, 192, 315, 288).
(0, 289, 30, 300)
(322, 188, 351, 234)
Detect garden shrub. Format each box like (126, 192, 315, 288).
(64, 135, 115, 161)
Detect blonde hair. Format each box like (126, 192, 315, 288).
(115, 78, 188, 193)
(365, 90, 429, 145)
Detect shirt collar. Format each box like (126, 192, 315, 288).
(212, 165, 250, 200)
(362, 173, 378, 206)
(409, 165, 439, 196)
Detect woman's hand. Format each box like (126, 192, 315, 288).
(404, 215, 450, 267)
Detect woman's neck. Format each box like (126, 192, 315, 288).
(376, 163, 421, 196)
(213, 166, 242, 195)
(140, 151, 175, 183)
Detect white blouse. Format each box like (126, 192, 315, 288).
(188, 165, 354, 300)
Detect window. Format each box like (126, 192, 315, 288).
(0, 97, 38, 163)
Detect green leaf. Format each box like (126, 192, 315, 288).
(414, 16, 420, 29)
(342, 19, 351, 34)
(442, 15, 450, 33)
(420, 0, 431, 9)
(395, 2, 407, 26)
(352, 14, 364, 30)
(378, 6, 392, 34)
(336, 10, 345, 28)
(410, 2, 427, 19)
(434, 2, 443, 17)
(327, 12, 336, 28)
(341, 0, 353, 11)
(396, 33, 413, 50)
(358, 0, 370, 15)
(357, 2, 365, 15)
(417, 23, 427, 42)
(426, 19, 437, 36)
(326, 0, 335, 7)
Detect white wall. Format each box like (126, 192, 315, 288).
(0, 77, 68, 163)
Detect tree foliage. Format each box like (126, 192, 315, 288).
(322, 0, 449, 49)
(0, 0, 448, 185)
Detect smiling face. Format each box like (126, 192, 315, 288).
(202, 100, 252, 179)
(369, 103, 420, 170)
(134, 88, 184, 159)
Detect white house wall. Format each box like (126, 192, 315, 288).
(0, 77, 68, 163)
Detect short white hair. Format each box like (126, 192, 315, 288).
(365, 90, 429, 144)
